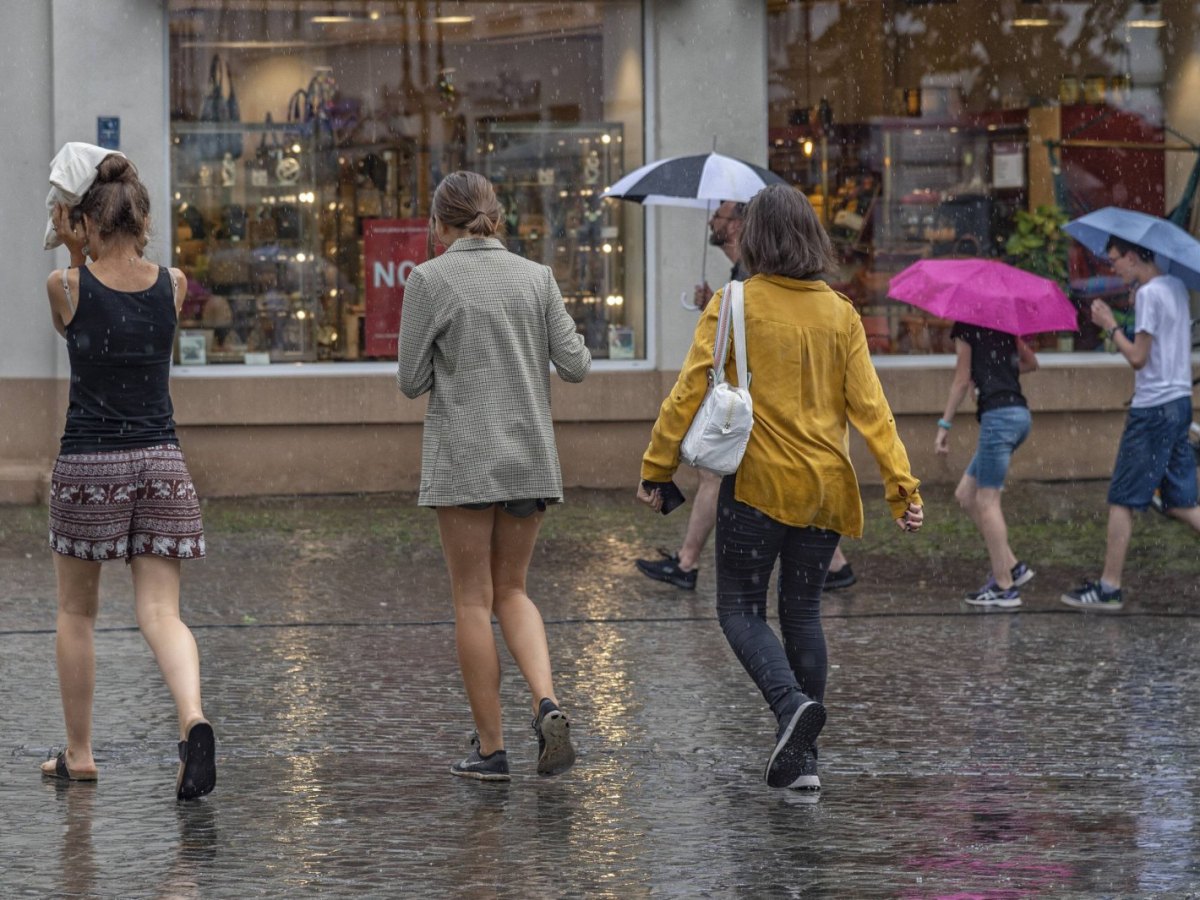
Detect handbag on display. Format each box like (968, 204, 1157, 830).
(191, 55, 243, 161)
(679, 280, 754, 476)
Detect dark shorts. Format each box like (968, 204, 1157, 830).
(1108, 396, 1198, 511)
(48, 444, 206, 563)
(457, 498, 549, 518)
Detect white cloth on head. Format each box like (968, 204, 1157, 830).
(44, 142, 126, 250)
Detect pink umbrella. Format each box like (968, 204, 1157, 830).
(886, 259, 1077, 336)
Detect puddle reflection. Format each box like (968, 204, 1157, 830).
(51, 779, 98, 898)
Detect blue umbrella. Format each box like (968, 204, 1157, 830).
(1065, 206, 1200, 290)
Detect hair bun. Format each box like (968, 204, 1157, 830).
(95, 154, 135, 184)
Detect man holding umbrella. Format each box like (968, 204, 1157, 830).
(1061, 231, 1200, 611)
(634, 199, 745, 590)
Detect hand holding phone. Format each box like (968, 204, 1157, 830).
(639, 479, 686, 515)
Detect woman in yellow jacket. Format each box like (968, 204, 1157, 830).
(638, 184, 924, 792)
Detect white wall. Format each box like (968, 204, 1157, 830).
(0, 1, 55, 379)
(649, 0, 767, 369)
(0, 0, 168, 385)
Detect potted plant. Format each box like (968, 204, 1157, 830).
(1005, 204, 1072, 348)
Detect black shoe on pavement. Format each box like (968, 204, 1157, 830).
(450, 732, 510, 781)
(823, 564, 856, 591)
(635, 550, 698, 590)
(791, 746, 820, 792)
(532, 698, 576, 776)
(1061, 580, 1124, 612)
(765, 699, 826, 789)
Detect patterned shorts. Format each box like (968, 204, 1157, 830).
(48, 444, 206, 563)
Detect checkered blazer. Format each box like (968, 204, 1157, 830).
(397, 237, 592, 506)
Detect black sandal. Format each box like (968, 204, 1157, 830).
(41, 750, 98, 782)
(176, 721, 216, 801)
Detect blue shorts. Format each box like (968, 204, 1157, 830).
(965, 405, 1031, 490)
(1108, 396, 1198, 511)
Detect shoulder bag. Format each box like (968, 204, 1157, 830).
(679, 280, 754, 475)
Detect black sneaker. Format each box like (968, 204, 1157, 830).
(532, 698, 576, 776)
(450, 732, 510, 781)
(791, 746, 820, 792)
(765, 699, 826, 789)
(823, 563, 856, 591)
(1061, 580, 1124, 612)
(635, 550, 697, 590)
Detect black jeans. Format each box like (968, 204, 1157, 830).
(715, 475, 840, 727)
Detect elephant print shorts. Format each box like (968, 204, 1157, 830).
(48, 444, 206, 563)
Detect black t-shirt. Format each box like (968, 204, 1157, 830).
(949, 323, 1026, 420)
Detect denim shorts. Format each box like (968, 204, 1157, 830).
(965, 405, 1031, 490)
(1108, 396, 1198, 511)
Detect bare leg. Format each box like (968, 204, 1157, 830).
(829, 543, 849, 572)
(42, 554, 102, 777)
(437, 507, 504, 755)
(131, 556, 205, 739)
(1100, 505, 1135, 589)
(678, 468, 721, 571)
(488, 510, 557, 716)
(1166, 505, 1200, 533)
(973, 488, 1018, 589)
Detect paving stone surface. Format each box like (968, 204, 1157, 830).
(1, 489, 1198, 897)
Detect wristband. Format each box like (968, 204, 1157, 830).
(1106, 326, 1118, 340)
(937, 418, 953, 430)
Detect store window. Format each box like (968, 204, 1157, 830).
(766, 0, 1194, 354)
(168, 1, 644, 365)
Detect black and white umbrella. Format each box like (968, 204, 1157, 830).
(603, 152, 786, 208)
(604, 152, 787, 307)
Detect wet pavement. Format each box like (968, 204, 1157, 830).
(2, 486, 1199, 897)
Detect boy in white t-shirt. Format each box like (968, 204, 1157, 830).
(1062, 236, 1200, 611)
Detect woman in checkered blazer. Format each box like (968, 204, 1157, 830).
(398, 171, 591, 781)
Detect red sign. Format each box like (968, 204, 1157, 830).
(363, 218, 428, 358)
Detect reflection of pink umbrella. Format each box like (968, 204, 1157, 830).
(887, 259, 1077, 336)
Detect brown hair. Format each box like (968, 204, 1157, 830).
(429, 170, 502, 254)
(739, 184, 837, 280)
(74, 154, 151, 251)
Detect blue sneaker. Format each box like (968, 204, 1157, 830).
(965, 561, 1034, 602)
(964, 584, 1022, 609)
(1061, 580, 1123, 612)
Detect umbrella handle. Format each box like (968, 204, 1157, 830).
(680, 290, 703, 311)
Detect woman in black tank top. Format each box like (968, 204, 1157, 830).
(42, 153, 216, 800)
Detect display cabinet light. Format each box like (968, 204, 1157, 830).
(601, 134, 612, 144)
(1128, 18, 1165, 27)
(296, 253, 307, 262)
(433, 15, 474, 25)
(292, 143, 302, 153)
(368, 10, 381, 20)
(803, 140, 814, 156)
(602, 243, 613, 254)
(311, 16, 355, 24)
(296, 310, 308, 319)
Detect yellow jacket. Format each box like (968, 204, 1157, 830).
(641, 274, 921, 537)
